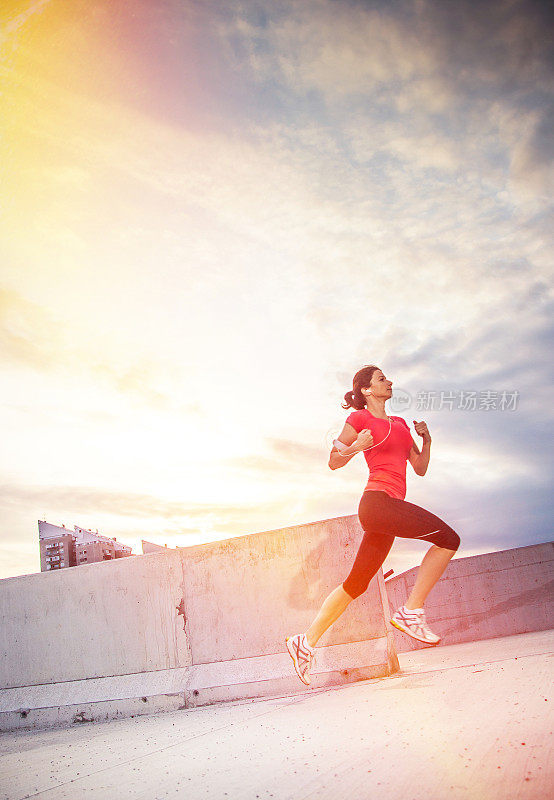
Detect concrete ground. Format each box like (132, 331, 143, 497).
(1, 630, 552, 800)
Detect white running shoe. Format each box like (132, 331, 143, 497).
(390, 605, 441, 645)
(286, 633, 316, 685)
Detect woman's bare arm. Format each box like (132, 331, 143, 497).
(328, 423, 373, 470)
(408, 437, 431, 476)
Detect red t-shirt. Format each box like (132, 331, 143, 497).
(345, 410, 413, 500)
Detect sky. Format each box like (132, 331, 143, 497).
(1, 0, 552, 581)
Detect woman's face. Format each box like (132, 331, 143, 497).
(369, 370, 393, 398)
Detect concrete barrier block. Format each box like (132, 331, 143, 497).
(0, 549, 190, 687)
(385, 542, 554, 651)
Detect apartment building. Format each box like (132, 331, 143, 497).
(38, 520, 133, 571)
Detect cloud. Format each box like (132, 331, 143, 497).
(225, 0, 554, 102)
(509, 107, 554, 200)
(0, 482, 277, 523)
(0, 480, 361, 545)
(382, 286, 554, 396)
(217, 437, 334, 486)
(0, 287, 197, 412)
(0, 287, 60, 372)
(2, 0, 53, 38)
(221, 0, 554, 208)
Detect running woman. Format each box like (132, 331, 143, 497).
(286, 364, 460, 686)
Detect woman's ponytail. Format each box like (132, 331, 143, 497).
(341, 390, 356, 410)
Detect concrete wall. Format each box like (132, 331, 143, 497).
(0, 515, 398, 728)
(1, 548, 189, 685)
(386, 541, 554, 651)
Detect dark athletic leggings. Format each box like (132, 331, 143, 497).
(342, 490, 461, 600)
